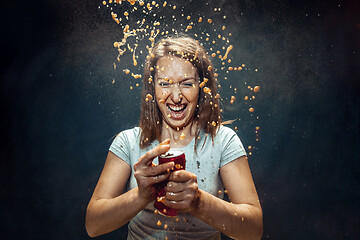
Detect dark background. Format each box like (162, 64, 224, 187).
(1, 0, 359, 239)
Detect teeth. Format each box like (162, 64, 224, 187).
(168, 104, 186, 112)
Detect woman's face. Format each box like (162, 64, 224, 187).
(154, 56, 200, 130)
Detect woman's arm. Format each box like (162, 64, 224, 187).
(85, 151, 140, 237)
(164, 155, 263, 240)
(194, 155, 262, 239)
(85, 140, 174, 237)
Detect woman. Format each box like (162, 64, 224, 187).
(86, 36, 263, 240)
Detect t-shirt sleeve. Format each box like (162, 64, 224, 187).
(220, 126, 247, 168)
(109, 130, 132, 165)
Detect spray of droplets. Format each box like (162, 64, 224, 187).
(100, 0, 262, 151)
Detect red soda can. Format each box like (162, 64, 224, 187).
(154, 149, 186, 217)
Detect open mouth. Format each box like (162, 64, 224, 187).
(167, 104, 187, 119)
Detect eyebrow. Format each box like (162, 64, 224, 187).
(156, 77, 198, 82)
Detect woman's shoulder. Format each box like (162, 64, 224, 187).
(216, 124, 237, 137)
(110, 127, 142, 163)
(206, 125, 239, 147)
(115, 126, 141, 142)
(122, 126, 141, 135)
(214, 124, 243, 146)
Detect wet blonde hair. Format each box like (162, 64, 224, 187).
(139, 35, 221, 149)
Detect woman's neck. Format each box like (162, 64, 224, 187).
(161, 121, 197, 148)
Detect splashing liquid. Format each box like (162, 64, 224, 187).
(100, 0, 262, 150)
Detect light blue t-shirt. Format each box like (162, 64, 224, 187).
(109, 125, 246, 240)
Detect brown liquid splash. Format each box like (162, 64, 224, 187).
(100, 0, 262, 148)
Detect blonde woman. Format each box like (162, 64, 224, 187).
(86, 36, 263, 240)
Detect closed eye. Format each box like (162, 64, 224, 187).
(181, 82, 195, 87)
(158, 81, 171, 87)
(180, 79, 197, 88)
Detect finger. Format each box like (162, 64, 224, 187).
(168, 170, 195, 182)
(136, 141, 171, 167)
(165, 190, 185, 202)
(163, 199, 190, 211)
(166, 180, 198, 193)
(165, 181, 185, 193)
(148, 172, 172, 185)
(164, 189, 199, 212)
(145, 161, 174, 177)
(159, 138, 170, 146)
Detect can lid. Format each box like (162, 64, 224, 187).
(160, 149, 184, 158)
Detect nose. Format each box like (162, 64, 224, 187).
(170, 83, 182, 103)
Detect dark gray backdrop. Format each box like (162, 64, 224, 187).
(1, 0, 359, 239)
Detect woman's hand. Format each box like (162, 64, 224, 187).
(164, 170, 200, 212)
(133, 139, 175, 204)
